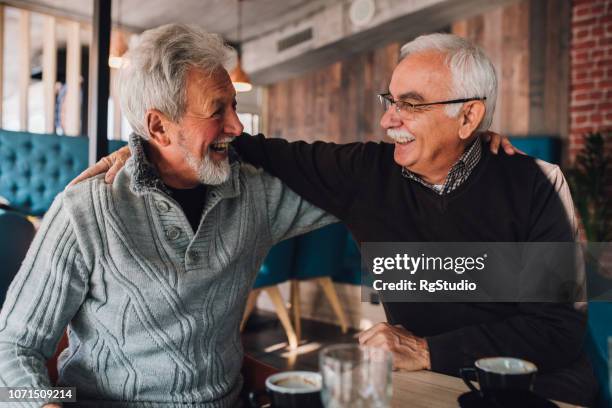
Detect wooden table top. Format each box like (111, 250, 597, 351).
(391, 371, 580, 408)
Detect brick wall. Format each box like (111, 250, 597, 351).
(569, 0, 612, 160)
(570, 0, 611, 269)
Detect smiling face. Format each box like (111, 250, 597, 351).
(148, 67, 244, 188)
(380, 51, 466, 184)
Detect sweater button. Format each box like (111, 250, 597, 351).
(166, 226, 181, 240)
(188, 251, 200, 262)
(156, 200, 170, 213)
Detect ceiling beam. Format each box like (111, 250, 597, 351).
(240, 0, 335, 43)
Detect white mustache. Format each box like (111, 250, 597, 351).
(386, 128, 416, 142)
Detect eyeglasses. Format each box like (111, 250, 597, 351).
(378, 93, 486, 115)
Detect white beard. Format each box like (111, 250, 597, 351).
(183, 148, 231, 185)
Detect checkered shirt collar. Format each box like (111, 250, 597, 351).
(401, 137, 482, 195)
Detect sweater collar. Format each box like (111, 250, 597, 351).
(126, 133, 241, 199)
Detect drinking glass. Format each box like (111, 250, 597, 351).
(319, 344, 393, 408)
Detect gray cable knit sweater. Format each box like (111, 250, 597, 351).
(0, 134, 336, 407)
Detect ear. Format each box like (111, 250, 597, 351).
(457, 101, 486, 140)
(145, 109, 172, 147)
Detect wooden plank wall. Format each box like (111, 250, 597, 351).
(452, 1, 530, 135)
(264, 0, 570, 143)
(536, 0, 570, 139)
(452, 0, 570, 138)
(265, 43, 400, 144)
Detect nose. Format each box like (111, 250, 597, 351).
(380, 106, 402, 129)
(224, 108, 244, 136)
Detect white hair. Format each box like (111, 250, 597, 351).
(400, 33, 497, 132)
(120, 24, 234, 138)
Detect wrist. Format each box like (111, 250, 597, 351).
(420, 337, 431, 370)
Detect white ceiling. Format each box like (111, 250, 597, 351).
(4, 0, 340, 42)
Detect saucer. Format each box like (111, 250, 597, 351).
(458, 390, 559, 408)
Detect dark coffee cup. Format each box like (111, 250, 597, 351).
(249, 371, 322, 408)
(460, 357, 537, 399)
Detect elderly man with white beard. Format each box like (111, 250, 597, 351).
(0, 24, 337, 407)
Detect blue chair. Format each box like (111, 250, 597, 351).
(336, 232, 362, 285)
(289, 223, 349, 340)
(508, 136, 562, 164)
(241, 238, 299, 349)
(0, 129, 126, 215)
(0, 209, 35, 305)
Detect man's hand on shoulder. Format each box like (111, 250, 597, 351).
(358, 322, 431, 371)
(69, 146, 131, 186)
(484, 131, 525, 155)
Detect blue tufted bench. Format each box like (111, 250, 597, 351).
(0, 129, 126, 215)
(508, 136, 562, 164)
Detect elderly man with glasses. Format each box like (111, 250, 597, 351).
(75, 33, 595, 405)
(231, 34, 597, 406)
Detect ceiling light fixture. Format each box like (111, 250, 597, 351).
(230, 0, 252, 92)
(108, 0, 127, 69)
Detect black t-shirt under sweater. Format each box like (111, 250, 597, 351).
(232, 134, 597, 406)
(167, 184, 207, 233)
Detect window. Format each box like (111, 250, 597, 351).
(238, 113, 260, 135)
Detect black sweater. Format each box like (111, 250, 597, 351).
(232, 134, 596, 404)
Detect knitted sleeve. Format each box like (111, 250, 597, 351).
(0, 193, 89, 405)
(260, 171, 339, 245)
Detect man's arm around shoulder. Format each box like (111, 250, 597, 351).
(233, 133, 382, 218)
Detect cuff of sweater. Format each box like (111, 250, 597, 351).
(426, 332, 466, 376)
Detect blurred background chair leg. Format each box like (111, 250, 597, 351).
(264, 286, 298, 350)
(316, 277, 348, 334)
(290, 279, 302, 342)
(240, 288, 262, 332)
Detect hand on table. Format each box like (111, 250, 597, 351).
(68, 145, 131, 186)
(358, 322, 431, 371)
